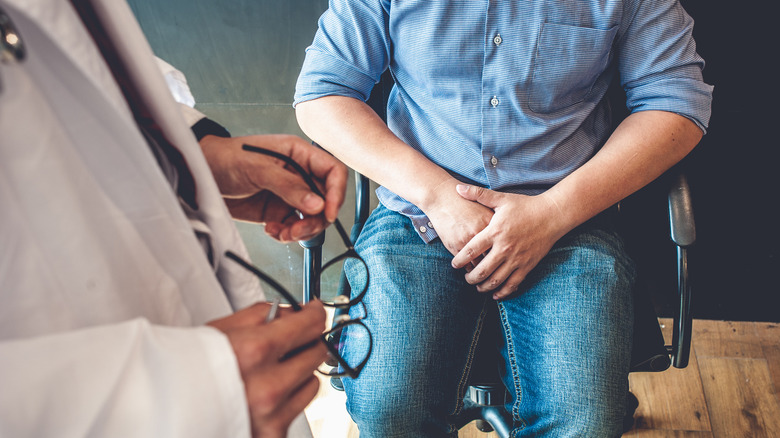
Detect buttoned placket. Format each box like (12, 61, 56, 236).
(483, 25, 503, 179)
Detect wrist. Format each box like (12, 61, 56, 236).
(537, 189, 579, 240)
(417, 177, 461, 213)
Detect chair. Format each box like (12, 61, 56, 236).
(300, 72, 696, 437)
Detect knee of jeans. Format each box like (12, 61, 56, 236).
(509, 381, 626, 437)
(342, 378, 434, 436)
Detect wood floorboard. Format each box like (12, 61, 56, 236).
(698, 358, 780, 437)
(306, 319, 780, 437)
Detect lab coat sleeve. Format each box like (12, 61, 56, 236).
(155, 56, 225, 135)
(0, 319, 250, 438)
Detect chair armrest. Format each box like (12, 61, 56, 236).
(667, 171, 695, 368)
(354, 172, 372, 236)
(668, 172, 697, 247)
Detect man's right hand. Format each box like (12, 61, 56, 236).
(423, 179, 494, 259)
(207, 300, 328, 438)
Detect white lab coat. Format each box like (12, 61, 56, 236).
(0, 0, 312, 436)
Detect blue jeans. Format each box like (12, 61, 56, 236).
(341, 204, 635, 437)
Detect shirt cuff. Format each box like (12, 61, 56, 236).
(191, 117, 232, 141)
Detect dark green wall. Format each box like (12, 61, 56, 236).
(127, 0, 355, 301)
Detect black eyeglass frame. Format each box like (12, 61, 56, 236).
(242, 144, 369, 309)
(222, 144, 374, 378)
(225, 251, 372, 379)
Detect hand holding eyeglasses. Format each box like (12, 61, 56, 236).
(207, 300, 328, 438)
(199, 133, 348, 242)
(221, 145, 374, 381)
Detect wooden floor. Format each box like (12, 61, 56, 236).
(306, 318, 780, 437)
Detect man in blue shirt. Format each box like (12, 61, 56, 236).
(295, 1, 712, 436)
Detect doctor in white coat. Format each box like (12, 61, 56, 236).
(0, 0, 347, 437)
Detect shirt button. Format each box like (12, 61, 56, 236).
(419, 225, 428, 233)
(490, 156, 498, 167)
(493, 34, 502, 46)
(490, 96, 499, 107)
(427, 222, 434, 229)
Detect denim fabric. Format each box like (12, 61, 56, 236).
(496, 222, 635, 437)
(341, 204, 635, 437)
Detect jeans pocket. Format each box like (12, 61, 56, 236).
(529, 22, 617, 114)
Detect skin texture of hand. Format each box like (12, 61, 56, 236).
(422, 179, 494, 258)
(199, 134, 348, 242)
(450, 111, 703, 300)
(207, 300, 329, 438)
(450, 185, 566, 300)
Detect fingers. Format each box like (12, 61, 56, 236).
(451, 228, 492, 269)
(451, 227, 525, 300)
(243, 301, 328, 438)
(214, 300, 328, 438)
(491, 270, 525, 300)
(246, 374, 321, 438)
(460, 253, 525, 300)
(288, 140, 348, 223)
(265, 216, 330, 243)
(263, 300, 328, 357)
(456, 184, 500, 209)
(246, 135, 348, 223)
(207, 301, 275, 332)
(250, 166, 327, 217)
(226, 193, 330, 242)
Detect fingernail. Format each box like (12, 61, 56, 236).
(303, 193, 324, 211)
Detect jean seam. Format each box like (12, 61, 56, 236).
(447, 296, 489, 431)
(497, 301, 527, 434)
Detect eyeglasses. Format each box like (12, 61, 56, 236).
(222, 144, 373, 379)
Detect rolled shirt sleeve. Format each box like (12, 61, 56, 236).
(294, 0, 390, 106)
(617, 0, 714, 132)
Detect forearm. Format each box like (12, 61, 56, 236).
(543, 110, 703, 235)
(295, 96, 457, 211)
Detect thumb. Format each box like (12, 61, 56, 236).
(456, 184, 500, 209)
(261, 170, 325, 217)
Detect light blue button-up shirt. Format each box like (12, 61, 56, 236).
(295, 0, 713, 243)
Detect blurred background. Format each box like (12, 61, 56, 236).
(128, 0, 778, 322)
(127, 0, 358, 303)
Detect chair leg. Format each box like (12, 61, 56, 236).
(623, 391, 639, 433)
(462, 385, 512, 438)
(475, 419, 493, 433)
(330, 375, 344, 391)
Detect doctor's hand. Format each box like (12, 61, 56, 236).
(200, 134, 348, 242)
(207, 300, 328, 438)
(450, 184, 569, 300)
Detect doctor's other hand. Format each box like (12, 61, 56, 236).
(200, 134, 348, 242)
(208, 300, 329, 438)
